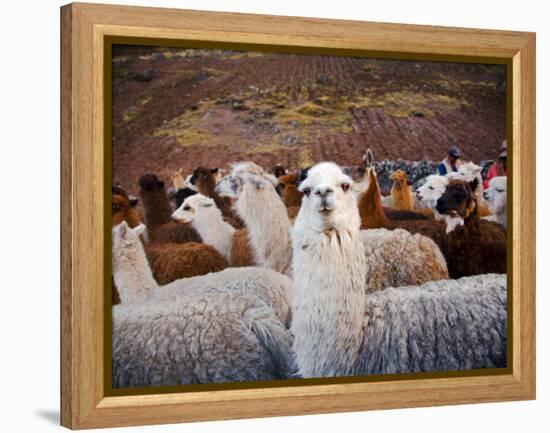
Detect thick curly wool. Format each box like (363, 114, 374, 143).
(353, 274, 507, 376)
(113, 290, 294, 387)
(158, 267, 293, 327)
(361, 228, 448, 292)
(218, 163, 292, 276)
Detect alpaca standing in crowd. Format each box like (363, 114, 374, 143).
(290, 162, 507, 378)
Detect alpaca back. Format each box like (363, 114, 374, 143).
(361, 228, 448, 292)
(355, 274, 507, 375)
(112, 290, 294, 387)
(145, 242, 228, 285)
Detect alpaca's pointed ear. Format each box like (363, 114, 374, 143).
(132, 224, 146, 237)
(366, 148, 374, 168)
(211, 167, 219, 174)
(470, 177, 479, 193)
(129, 196, 139, 207)
(116, 221, 129, 239)
(200, 198, 215, 207)
(158, 180, 165, 188)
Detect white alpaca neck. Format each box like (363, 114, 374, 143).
(112, 234, 158, 303)
(235, 182, 292, 276)
(291, 210, 367, 378)
(191, 208, 236, 262)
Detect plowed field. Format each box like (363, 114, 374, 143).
(112, 45, 506, 196)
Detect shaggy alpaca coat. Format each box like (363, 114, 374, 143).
(112, 228, 295, 387)
(112, 290, 294, 387)
(139, 174, 201, 244)
(218, 164, 292, 276)
(291, 163, 506, 378)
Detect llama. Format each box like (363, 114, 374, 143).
(217, 162, 292, 276)
(172, 193, 254, 266)
(291, 162, 507, 378)
(436, 178, 507, 277)
(138, 174, 201, 244)
(220, 162, 447, 288)
(483, 176, 507, 229)
(190, 166, 242, 226)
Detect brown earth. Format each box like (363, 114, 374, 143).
(112, 45, 506, 197)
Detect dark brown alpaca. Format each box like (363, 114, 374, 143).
(138, 174, 201, 244)
(436, 179, 507, 278)
(190, 166, 243, 228)
(278, 172, 303, 208)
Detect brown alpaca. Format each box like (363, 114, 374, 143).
(278, 172, 303, 208)
(230, 229, 256, 267)
(114, 184, 228, 287)
(190, 166, 243, 227)
(358, 164, 449, 263)
(138, 174, 201, 244)
(436, 179, 507, 278)
(145, 242, 228, 285)
(390, 169, 414, 210)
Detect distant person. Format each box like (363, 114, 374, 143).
(438, 145, 462, 175)
(483, 140, 507, 189)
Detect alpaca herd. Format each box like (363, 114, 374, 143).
(111, 149, 508, 387)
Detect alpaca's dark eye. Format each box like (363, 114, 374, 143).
(183, 206, 191, 211)
(496, 189, 504, 193)
(302, 187, 311, 196)
(429, 186, 434, 190)
(112, 203, 120, 212)
(341, 183, 350, 192)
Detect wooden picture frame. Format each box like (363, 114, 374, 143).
(61, 2, 536, 429)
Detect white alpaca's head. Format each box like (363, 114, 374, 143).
(416, 175, 448, 208)
(216, 161, 277, 198)
(449, 161, 482, 182)
(483, 176, 507, 215)
(171, 193, 219, 223)
(295, 162, 358, 233)
(112, 221, 146, 253)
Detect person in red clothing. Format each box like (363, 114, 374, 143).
(483, 140, 507, 189)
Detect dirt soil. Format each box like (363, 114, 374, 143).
(112, 45, 506, 197)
